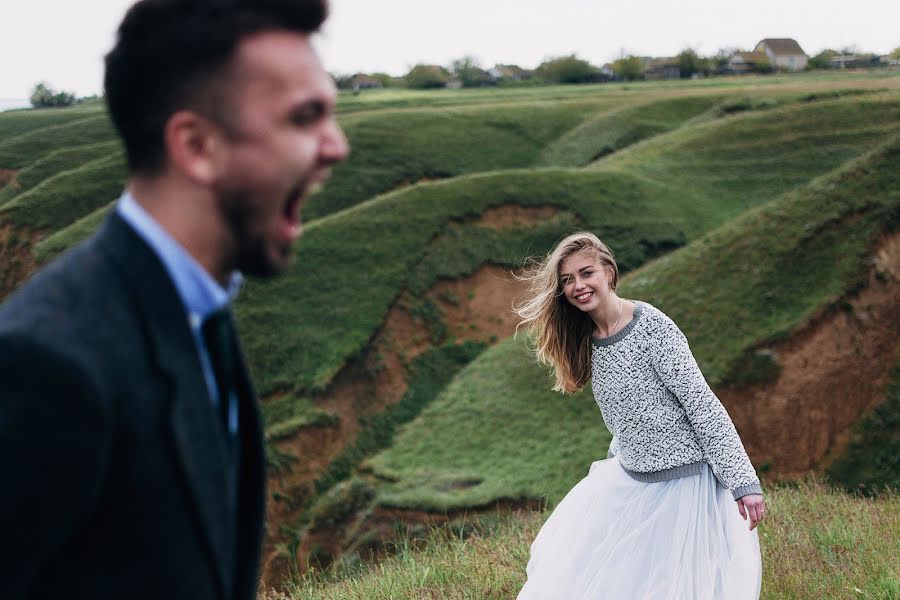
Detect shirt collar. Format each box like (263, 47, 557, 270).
(116, 190, 242, 326)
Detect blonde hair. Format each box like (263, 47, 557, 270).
(515, 232, 619, 394)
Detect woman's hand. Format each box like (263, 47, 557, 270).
(737, 494, 765, 530)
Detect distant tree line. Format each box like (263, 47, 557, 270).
(29, 82, 76, 108)
(333, 44, 900, 91)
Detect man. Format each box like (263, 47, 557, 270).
(0, 0, 348, 598)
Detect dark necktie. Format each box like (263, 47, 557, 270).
(201, 307, 237, 436)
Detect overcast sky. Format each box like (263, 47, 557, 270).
(1, 0, 898, 100)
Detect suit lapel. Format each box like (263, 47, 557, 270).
(96, 213, 233, 596)
(232, 339, 267, 599)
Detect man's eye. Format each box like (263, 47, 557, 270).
(292, 104, 325, 126)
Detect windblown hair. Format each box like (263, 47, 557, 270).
(104, 0, 328, 174)
(515, 232, 619, 394)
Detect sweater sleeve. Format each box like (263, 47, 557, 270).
(649, 315, 762, 499)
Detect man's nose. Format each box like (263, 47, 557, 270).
(321, 119, 349, 164)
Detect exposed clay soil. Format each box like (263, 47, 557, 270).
(0, 221, 39, 300)
(720, 230, 900, 477)
(259, 301, 432, 585)
(259, 262, 531, 585)
(260, 207, 555, 584)
(0, 169, 16, 189)
(431, 264, 529, 343)
(474, 204, 559, 230)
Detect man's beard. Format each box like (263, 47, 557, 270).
(218, 187, 293, 279)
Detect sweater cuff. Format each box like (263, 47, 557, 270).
(731, 482, 763, 500)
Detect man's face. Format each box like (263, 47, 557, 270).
(214, 30, 348, 277)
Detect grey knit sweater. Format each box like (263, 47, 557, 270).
(590, 301, 762, 500)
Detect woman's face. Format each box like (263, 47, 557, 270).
(558, 251, 612, 312)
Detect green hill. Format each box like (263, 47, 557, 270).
(1, 76, 897, 589)
(235, 93, 900, 403)
(0, 141, 121, 207)
(1, 152, 125, 231)
(0, 104, 103, 142)
(0, 113, 117, 168)
(302, 98, 626, 220)
(368, 135, 899, 512)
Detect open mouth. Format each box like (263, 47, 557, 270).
(279, 185, 305, 240)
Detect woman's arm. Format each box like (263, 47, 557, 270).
(649, 313, 762, 500)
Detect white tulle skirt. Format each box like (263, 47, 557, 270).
(518, 457, 761, 600)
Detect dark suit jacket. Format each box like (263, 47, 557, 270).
(0, 213, 266, 600)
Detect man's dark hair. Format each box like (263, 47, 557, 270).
(104, 0, 328, 174)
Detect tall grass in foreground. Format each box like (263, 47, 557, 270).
(261, 480, 900, 600)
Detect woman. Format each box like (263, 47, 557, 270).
(515, 232, 764, 600)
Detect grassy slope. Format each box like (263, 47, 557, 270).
(0, 104, 103, 143)
(235, 94, 900, 400)
(236, 168, 687, 395)
(32, 203, 114, 262)
(270, 482, 900, 600)
(619, 135, 900, 385)
(0, 152, 125, 231)
(303, 98, 624, 220)
(595, 94, 900, 229)
(369, 136, 900, 511)
(0, 113, 117, 168)
(12, 91, 900, 450)
(306, 89, 882, 220)
(537, 95, 724, 167)
(369, 335, 609, 510)
(0, 141, 121, 207)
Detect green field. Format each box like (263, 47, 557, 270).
(369, 136, 899, 513)
(266, 481, 900, 600)
(1, 71, 898, 594)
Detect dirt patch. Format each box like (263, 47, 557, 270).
(0, 221, 40, 300)
(363, 497, 544, 543)
(430, 264, 529, 343)
(0, 169, 16, 189)
(260, 264, 532, 585)
(297, 497, 545, 574)
(259, 297, 435, 586)
(720, 230, 900, 477)
(474, 204, 560, 230)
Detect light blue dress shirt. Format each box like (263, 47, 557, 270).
(117, 191, 241, 435)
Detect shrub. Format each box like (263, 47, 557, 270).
(611, 55, 644, 81)
(405, 65, 450, 89)
(29, 82, 76, 108)
(753, 58, 774, 74)
(535, 55, 597, 84)
(809, 49, 838, 70)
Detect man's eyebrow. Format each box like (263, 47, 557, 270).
(290, 98, 327, 115)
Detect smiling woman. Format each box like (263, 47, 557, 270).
(514, 231, 764, 599)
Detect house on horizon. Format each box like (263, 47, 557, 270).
(644, 57, 680, 80)
(348, 73, 383, 91)
(488, 64, 532, 81)
(754, 38, 808, 71)
(723, 51, 770, 74)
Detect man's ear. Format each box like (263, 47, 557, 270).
(163, 110, 227, 185)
